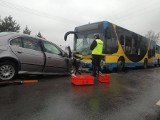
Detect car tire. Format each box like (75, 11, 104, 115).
(0, 62, 17, 80)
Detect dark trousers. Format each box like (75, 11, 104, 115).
(92, 54, 102, 77)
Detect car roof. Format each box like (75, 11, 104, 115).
(0, 32, 45, 40)
(0, 32, 49, 45)
(0, 32, 63, 52)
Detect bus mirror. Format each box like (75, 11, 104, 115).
(64, 35, 67, 41)
(64, 31, 78, 41)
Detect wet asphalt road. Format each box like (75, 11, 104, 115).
(0, 67, 160, 120)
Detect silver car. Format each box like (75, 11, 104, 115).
(0, 32, 72, 80)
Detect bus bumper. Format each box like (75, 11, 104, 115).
(105, 63, 117, 70)
(80, 61, 92, 68)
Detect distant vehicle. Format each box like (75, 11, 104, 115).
(64, 21, 158, 71)
(0, 32, 72, 80)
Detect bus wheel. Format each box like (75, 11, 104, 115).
(144, 59, 148, 69)
(117, 58, 124, 71)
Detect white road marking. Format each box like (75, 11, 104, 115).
(156, 100, 160, 106)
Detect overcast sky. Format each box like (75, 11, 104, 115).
(0, 0, 160, 47)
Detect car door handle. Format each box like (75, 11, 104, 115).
(47, 57, 51, 58)
(17, 51, 22, 54)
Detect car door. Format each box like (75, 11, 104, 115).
(42, 40, 68, 73)
(19, 36, 45, 72)
(11, 36, 45, 72)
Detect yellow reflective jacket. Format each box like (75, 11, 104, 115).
(92, 39, 103, 55)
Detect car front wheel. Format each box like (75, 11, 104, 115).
(0, 62, 17, 80)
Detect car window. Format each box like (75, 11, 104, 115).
(43, 41, 61, 55)
(22, 37, 41, 51)
(10, 37, 22, 47)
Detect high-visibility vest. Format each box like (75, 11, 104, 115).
(92, 39, 103, 55)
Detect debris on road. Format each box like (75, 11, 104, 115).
(0, 80, 38, 87)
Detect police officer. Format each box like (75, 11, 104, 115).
(90, 34, 104, 77)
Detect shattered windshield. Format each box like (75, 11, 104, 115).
(75, 33, 95, 55)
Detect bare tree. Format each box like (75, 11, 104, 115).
(145, 30, 160, 44)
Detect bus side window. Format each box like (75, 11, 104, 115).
(136, 36, 141, 55)
(138, 48, 140, 55)
(125, 36, 132, 54)
(120, 35, 125, 51)
(148, 41, 155, 58)
(131, 37, 139, 55)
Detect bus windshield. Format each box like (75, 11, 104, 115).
(75, 32, 100, 55)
